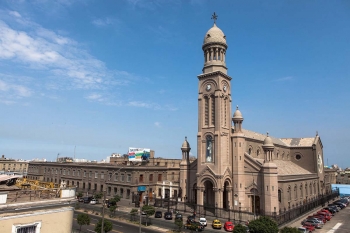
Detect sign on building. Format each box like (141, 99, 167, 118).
(128, 148, 150, 162)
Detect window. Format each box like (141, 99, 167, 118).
(127, 174, 131, 182)
(55, 169, 57, 174)
(73, 170, 75, 176)
(101, 173, 104, 179)
(67, 169, 70, 175)
(14, 222, 41, 233)
(89, 171, 92, 178)
(295, 154, 302, 160)
(278, 190, 282, 202)
(95, 172, 98, 179)
(120, 188, 124, 197)
(149, 174, 153, 182)
(83, 171, 86, 177)
(139, 174, 144, 183)
(63, 169, 66, 175)
(172, 172, 175, 180)
(121, 173, 125, 182)
(114, 173, 118, 181)
(158, 174, 162, 182)
(206, 135, 213, 162)
(77, 170, 80, 177)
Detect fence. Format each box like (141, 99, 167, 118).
(152, 189, 339, 226)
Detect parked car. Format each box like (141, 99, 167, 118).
(175, 213, 183, 221)
(187, 215, 195, 224)
(301, 219, 323, 229)
(298, 227, 308, 233)
(164, 212, 172, 220)
(224, 221, 234, 232)
(322, 207, 336, 214)
(199, 217, 207, 227)
(78, 197, 84, 202)
(302, 222, 316, 232)
(83, 196, 92, 203)
(90, 199, 97, 204)
(155, 211, 162, 218)
(212, 219, 222, 229)
(184, 222, 204, 231)
(328, 204, 341, 211)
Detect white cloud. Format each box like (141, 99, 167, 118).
(275, 76, 294, 82)
(128, 101, 160, 109)
(9, 11, 21, 18)
(92, 18, 114, 27)
(0, 78, 32, 104)
(154, 122, 161, 128)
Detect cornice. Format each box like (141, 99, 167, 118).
(197, 71, 232, 81)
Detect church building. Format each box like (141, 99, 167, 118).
(179, 16, 330, 215)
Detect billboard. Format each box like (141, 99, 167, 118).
(128, 148, 150, 162)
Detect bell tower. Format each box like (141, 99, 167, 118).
(196, 13, 233, 208)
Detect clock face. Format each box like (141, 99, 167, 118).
(223, 85, 227, 92)
(206, 84, 211, 91)
(317, 154, 323, 173)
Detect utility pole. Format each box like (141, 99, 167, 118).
(101, 190, 106, 233)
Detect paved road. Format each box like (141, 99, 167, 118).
(72, 212, 164, 233)
(288, 205, 350, 233)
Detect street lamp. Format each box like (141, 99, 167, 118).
(244, 166, 256, 220)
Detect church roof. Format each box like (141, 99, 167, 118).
(242, 129, 288, 147)
(280, 138, 315, 147)
(242, 129, 316, 148)
(203, 23, 227, 47)
(274, 160, 312, 175)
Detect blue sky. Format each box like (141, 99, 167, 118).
(0, 1, 349, 167)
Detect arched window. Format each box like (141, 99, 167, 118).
(294, 185, 297, 199)
(257, 149, 260, 157)
(278, 189, 282, 202)
(300, 184, 303, 198)
(211, 95, 215, 125)
(248, 147, 252, 155)
(310, 183, 312, 195)
(204, 96, 209, 126)
(206, 135, 213, 163)
(288, 186, 291, 201)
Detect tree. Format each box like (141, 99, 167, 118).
(109, 205, 116, 217)
(77, 192, 83, 198)
(280, 227, 300, 233)
(233, 224, 249, 233)
(130, 208, 138, 222)
(77, 213, 90, 233)
(94, 192, 103, 203)
(174, 218, 183, 232)
(94, 219, 113, 233)
(141, 205, 155, 226)
(109, 195, 121, 207)
(248, 216, 279, 233)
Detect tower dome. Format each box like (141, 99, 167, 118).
(202, 13, 228, 74)
(203, 23, 227, 48)
(262, 133, 274, 150)
(233, 106, 243, 120)
(181, 137, 191, 150)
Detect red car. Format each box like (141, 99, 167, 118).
(316, 212, 331, 221)
(302, 222, 316, 232)
(224, 221, 234, 232)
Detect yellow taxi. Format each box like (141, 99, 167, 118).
(212, 219, 222, 229)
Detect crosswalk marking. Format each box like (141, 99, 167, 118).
(327, 223, 342, 233)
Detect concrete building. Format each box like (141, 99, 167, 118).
(0, 155, 28, 175)
(179, 19, 333, 215)
(0, 179, 75, 233)
(27, 156, 182, 201)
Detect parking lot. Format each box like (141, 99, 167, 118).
(288, 203, 350, 233)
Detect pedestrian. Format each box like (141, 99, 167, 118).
(193, 211, 196, 218)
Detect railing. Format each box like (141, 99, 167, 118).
(152, 190, 339, 226)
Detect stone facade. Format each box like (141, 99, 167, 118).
(179, 21, 331, 215)
(0, 155, 28, 174)
(27, 157, 182, 201)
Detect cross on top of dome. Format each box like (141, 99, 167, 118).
(211, 12, 218, 24)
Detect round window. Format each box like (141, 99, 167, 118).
(295, 154, 302, 160)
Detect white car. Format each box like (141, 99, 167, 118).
(199, 217, 207, 227)
(90, 199, 97, 204)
